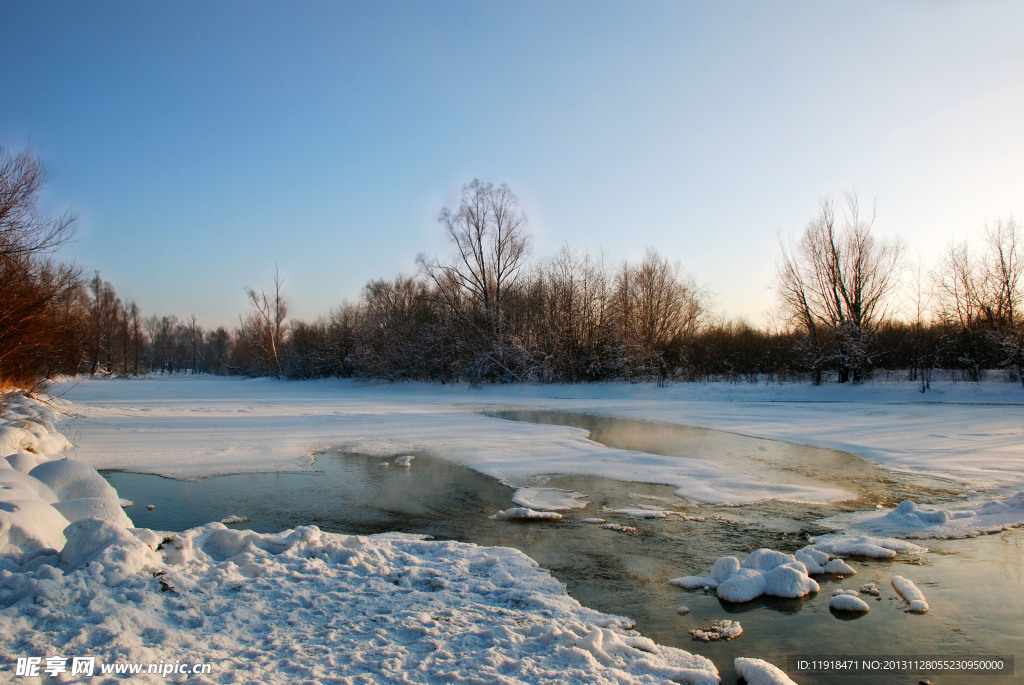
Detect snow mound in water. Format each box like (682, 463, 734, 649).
(829, 590, 870, 613)
(491, 507, 563, 521)
(891, 575, 929, 613)
(734, 657, 799, 685)
(669, 548, 819, 602)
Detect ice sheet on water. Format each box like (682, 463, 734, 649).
(491, 507, 563, 521)
(820, 494, 1024, 539)
(512, 487, 589, 511)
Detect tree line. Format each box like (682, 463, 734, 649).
(1, 146, 1020, 390)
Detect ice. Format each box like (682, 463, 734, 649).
(689, 619, 742, 641)
(891, 575, 929, 613)
(671, 549, 819, 602)
(734, 657, 799, 685)
(810, 534, 927, 558)
(829, 591, 870, 613)
(601, 523, 639, 535)
(491, 507, 563, 521)
(221, 515, 250, 524)
(859, 582, 881, 596)
(606, 507, 671, 519)
(821, 494, 1024, 539)
(512, 486, 589, 511)
(581, 517, 607, 524)
(394, 455, 414, 467)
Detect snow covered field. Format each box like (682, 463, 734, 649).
(2, 375, 1023, 684)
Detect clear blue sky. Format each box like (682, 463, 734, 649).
(2, 1, 1022, 328)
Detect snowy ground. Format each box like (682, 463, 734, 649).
(2, 375, 1023, 684)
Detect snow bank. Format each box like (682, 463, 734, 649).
(891, 575, 929, 613)
(670, 548, 820, 602)
(734, 657, 799, 685)
(821, 494, 1024, 539)
(512, 486, 589, 511)
(491, 507, 563, 521)
(0, 392, 133, 559)
(1, 523, 721, 684)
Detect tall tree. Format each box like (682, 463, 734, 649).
(777, 193, 902, 383)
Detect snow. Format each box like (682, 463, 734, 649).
(809, 534, 927, 558)
(2, 521, 722, 684)
(29, 459, 119, 501)
(689, 619, 742, 642)
(820, 494, 1024, 539)
(221, 514, 250, 524)
(5, 451, 39, 474)
(829, 590, 870, 613)
(670, 548, 820, 602)
(491, 507, 563, 521)
(891, 575, 930, 613)
(4, 375, 1023, 682)
(512, 486, 589, 511)
(394, 454, 415, 467)
(52, 497, 133, 527)
(734, 657, 799, 685)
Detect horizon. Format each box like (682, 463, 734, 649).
(2, 1, 1022, 330)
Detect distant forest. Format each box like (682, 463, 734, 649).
(2, 146, 1022, 390)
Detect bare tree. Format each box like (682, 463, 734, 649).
(418, 180, 530, 380)
(777, 193, 902, 382)
(244, 267, 287, 377)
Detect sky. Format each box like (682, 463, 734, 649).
(2, 1, 1022, 329)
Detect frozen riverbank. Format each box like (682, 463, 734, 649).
(51, 375, 1024, 497)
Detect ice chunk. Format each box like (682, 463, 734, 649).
(221, 515, 250, 525)
(673, 549, 818, 602)
(891, 575, 929, 613)
(394, 455, 414, 467)
(512, 487, 588, 511)
(717, 568, 768, 603)
(581, 517, 606, 524)
(859, 583, 881, 596)
(734, 657, 799, 685)
(741, 548, 794, 571)
(829, 592, 870, 613)
(811, 534, 927, 558)
(689, 619, 742, 642)
(490, 507, 562, 521)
